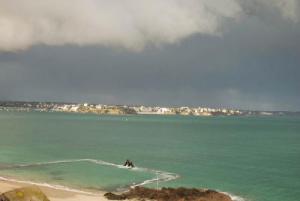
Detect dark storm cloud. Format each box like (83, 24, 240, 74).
(0, 1, 300, 111)
(1, 0, 299, 52)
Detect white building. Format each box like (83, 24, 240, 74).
(157, 107, 171, 114)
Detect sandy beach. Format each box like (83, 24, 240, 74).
(0, 179, 109, 201)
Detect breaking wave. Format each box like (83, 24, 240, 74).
(1, 159, 246, 200)
(0, 175, 97, 195)
(1, 158, 179, 192)
(222, 191, 247, 201)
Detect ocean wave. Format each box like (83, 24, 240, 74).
(3, 158, 179, 190)
(0, 175, 98, 195)
(1, 159, 246, 201)
(221, 191, 246, 201)
(0, 175, 247, 201)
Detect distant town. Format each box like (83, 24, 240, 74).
(0, 101, 298, 117)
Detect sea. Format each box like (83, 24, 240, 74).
(0, 111, 299, 201)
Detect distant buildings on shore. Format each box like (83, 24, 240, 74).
(130, 105, 242, 116)
(0, 101, 297, 116)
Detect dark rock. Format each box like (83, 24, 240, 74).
(0, 186, 50, 201)
(104, 187, 232, 201)
(104, 192, 126, 200)
(0, 195, 9, 201)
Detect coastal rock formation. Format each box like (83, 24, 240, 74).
(105, 187, 232, 201)
(0, 186, 50, 201)
(104, 192, 126, 200)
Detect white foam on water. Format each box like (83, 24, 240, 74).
(221, 191, 247, 201)
(0, 175, 98, 195)
(4, 158, 179, 190)
(2, 159, 247, 201)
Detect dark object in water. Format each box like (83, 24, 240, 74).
(104, 186, 233, 201)
(123, 159, 134, 168)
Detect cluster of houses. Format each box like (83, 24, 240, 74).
(1, 101, 286, 116)
(50, 103, 242, 116)
(131, 105, 242, 116)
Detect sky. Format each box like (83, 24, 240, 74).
(0, 0, 299, 111)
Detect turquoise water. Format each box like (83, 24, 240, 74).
(0, 111, 299, 201)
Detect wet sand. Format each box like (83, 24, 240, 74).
(0, 179, 108, 201)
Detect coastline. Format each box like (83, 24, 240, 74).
(0, 179, 108, 201)
(0, 175, 245, 201)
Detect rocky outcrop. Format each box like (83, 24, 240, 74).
(105, 186, 232, 201)
(104, 192, 126, 200)
(0, 186, 50, 201)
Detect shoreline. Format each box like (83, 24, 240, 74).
(0, 175, 245, 201)
(0, 178, 108, 201)
(0, 158, 180, 193)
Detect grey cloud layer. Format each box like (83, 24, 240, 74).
(0, 1, 300, 111)
(0, 0, 299, 52)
